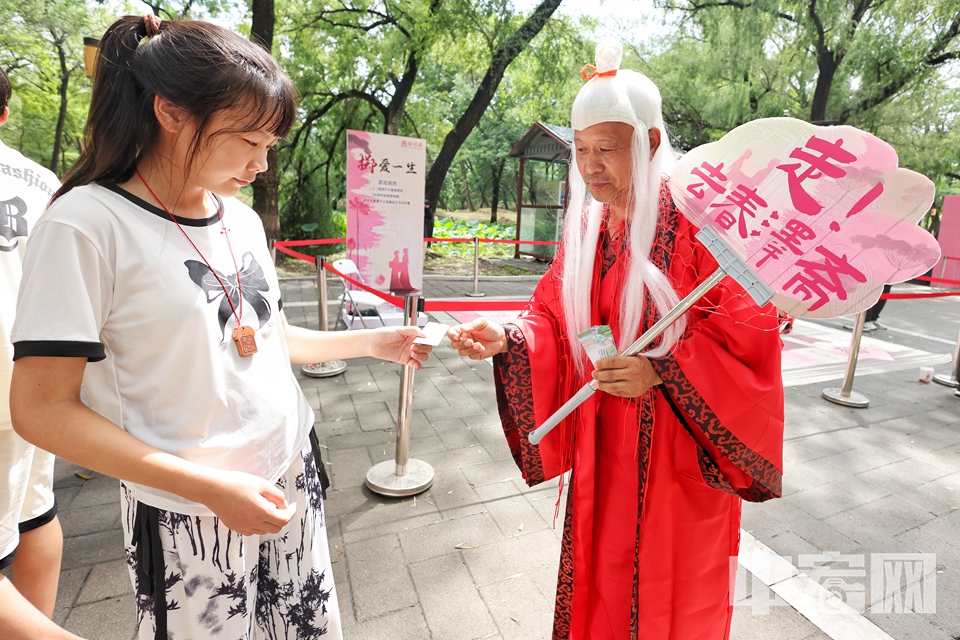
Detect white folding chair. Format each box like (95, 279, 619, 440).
(332, 259, 389, 329)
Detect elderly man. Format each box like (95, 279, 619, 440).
(448, 42, 784, 639)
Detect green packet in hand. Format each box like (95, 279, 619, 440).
(577, 325, 618, 365)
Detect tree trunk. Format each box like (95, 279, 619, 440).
(460, 161, 475, 211)
(809, 49, 838, 122)
(50, 38, 69, 174)
(385, 51, 419, 135)
(423, 0, 563, 238)
(490, 159, 505, 223)
(250, 0, 280, 253)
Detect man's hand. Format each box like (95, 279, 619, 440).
(198, 470, 296, 536)
(447, 318, 507, 360)
(592, 355, 662, 398)
(367, 326, 432, 369)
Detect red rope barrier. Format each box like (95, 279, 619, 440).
(274, 242, 317, 264)
(423, 299, 530, 312)
(479, 238, 560, 246)
(275, 238, 345, 247)
(320, 260, 406, 308)
(881, 291, 960, 300)
(911, 275, 960, 287)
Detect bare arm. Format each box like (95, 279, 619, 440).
(10, 357, 294, 536)
(280, 311, 431, 367)
(0, 576, 83, 640)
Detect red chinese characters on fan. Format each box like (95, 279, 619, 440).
(671, 118, 940, 318)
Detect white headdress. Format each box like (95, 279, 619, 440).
(561, 41, 685, 373)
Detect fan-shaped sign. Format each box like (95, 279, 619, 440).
(670, 118, 940, 318)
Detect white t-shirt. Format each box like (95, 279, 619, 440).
(12, 183, 314, 514)
(0, 140, 59, 431)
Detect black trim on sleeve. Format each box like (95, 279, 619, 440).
(19, 500, 58, 534)
(13, 340, 106, 362)
(99, 183, 222, 227)
(278, 298, 283, 312)
(0, 548, 15, 571)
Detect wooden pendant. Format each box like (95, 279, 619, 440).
(232, 325, 258, 357)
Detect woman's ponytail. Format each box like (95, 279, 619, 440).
(52, 15, 295, 204)
(52, 16, 164, 203)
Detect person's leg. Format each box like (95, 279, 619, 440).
(256, 444, 342, 640)
(10, 515, 62, 617)
(119, 483, 256, 640)
(10, 447, 59, 616)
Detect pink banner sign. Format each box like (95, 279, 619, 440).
(670, 118, 941, 318)
(346, 130, 426, 293)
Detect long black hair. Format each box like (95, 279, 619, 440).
(53, 15, 297, 203)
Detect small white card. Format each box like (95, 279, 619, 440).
(414, 322, 449, 346)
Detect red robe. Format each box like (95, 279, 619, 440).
(493, 186, 784, 640)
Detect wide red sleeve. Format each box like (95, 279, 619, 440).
(651, 217, 785, 502)
(493, 265, 581, 487)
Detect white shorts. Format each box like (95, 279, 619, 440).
(0, 428, 57, 569)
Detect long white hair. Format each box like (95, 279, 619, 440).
(560, 119, 687, 375)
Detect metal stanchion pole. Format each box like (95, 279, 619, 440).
(365, 294, 435, 496)
(932, 323, 960, 388)
(465, 236, 486, 297)
(301, 256, 347, 378)
(822, 310, 870, 407)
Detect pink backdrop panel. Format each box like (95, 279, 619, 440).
(346, 131, 426, 294)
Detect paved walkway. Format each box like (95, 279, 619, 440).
(38, 275, 960, 639)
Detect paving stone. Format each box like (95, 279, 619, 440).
(54, 459, 88, 489)
(327, 445, 373, 491)
(729, 584, 826, 640)
(345, 533, 418, 621)
(473, 480, 549, 537)
(341, 604, 430, 639)
(319, 394, 358, 423)
(61, 529, 126, 571)
(355, 401, 397, 431)
(68, 475, 121, 510)
(398, 512, 502, 564)
(479, 572, 555, 640)
(410, 552, 497, 640)
(824, 495, 939, 541)
(339, 494, 443, 545)
(418, 443, 493, 473)
(54, 485, 82, 512)
(857, 457, 958, 494)
(461, 528, 561, 587)
(460, 459, 525, 487)
(787, 483, 883, 520)
(425, 469, 486, 519)
(53, 567, 90, 626)
(60, 502, 121, 539)
(423, 400, 489, 422)
(77, 559, 132, 604)
(63, 594, 137, 640)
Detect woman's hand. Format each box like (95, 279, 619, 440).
(447, 318, 507, 360)
(367, 326, 432, 369)
(592, 355, 662, 398)
(197, 469, 297, 536)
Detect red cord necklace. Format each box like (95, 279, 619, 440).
(136, 170, 258, 357)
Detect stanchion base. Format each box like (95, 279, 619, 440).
(822, 387, 870, 408)
(464, 291, 487, 298)
(302, 361, 347, 378)
(932, 373, 958, 388)
(365, 459, 434, 497)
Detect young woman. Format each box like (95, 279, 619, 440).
(9, 15, 430, 639)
